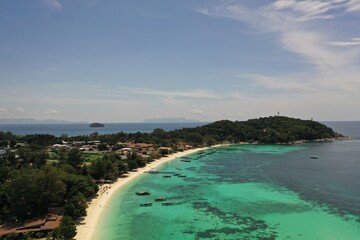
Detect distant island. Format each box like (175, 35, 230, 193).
(142, 117, 200, 123)
(89, 122, 105, 128)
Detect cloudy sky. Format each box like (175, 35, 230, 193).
(1, 0, 360, 122)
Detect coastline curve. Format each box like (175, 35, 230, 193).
(75, 145, 225, 240)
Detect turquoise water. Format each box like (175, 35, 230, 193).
(95, 143, 360, 240)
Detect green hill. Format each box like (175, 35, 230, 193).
(170, 116, 339, 144)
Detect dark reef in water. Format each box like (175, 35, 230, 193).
(191, 201, 278, 239)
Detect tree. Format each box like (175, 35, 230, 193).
(53, 216, 76, 240)
(8, 169, 45, 219)
(204, 135, 216, 147)
(66, 149, 83, 169)
(127, 159, 138, 170)
(6, 166, 66, 220)
(90, 154, 120, 181)
(0, 167, 8, 183)
(40, 165, 66, 208)
(0, 185, 11, 223)
(117, 158, 128, 173)
(61, 173, 98, 199)
(33, 150, 48, 167)
(89, 159, 106, 180)
(185, 132, 204, 147)
(158, 148, 170, 156)
(62, 192, 87, 219)
(97, 144, 108, 151)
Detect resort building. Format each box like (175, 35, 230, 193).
(0, 215, 63, 237)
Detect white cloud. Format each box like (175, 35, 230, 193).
(272, 0, 339, 21)
(15, 107, 26, 114)
(327, 38, 360, 46)
(190, 109, 205, 116)
(197, 1, 360, 70)
(238, 68, 360, 94)
(345, 0, 360, 12)
(272, 0, 360, 19)
(0, 108, 8, 114)
(130, 88, 221, 99)
(42, 0, 62, 10)
(44, 109, 59, 115)
(237, 73, 313, 91)
(272, 0, 297, 10)
(281, 30, 350, 69)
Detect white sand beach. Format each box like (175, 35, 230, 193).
(75, 145, 223, 240)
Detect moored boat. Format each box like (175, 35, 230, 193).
(136, 191, 151, 195)
(180, 159, 191, 162)
(154, 197, 167, 201)
(162, 201, 176, 206)
(140, 203, 153, 207)
(163, 175, 172, 178)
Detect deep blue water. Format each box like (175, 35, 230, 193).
(322, 121, 360, 139)
(0, 122, 207, 136)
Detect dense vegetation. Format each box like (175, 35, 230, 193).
(0, 116, 339, 239)
(0, 116, 338, 149)
(192, 116, 338, 144)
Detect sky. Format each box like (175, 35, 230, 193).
(0, 0, 360, 122)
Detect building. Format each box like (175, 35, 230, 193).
(0, 215, 63, 237)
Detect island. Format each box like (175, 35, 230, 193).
(89, 122, 105, 128)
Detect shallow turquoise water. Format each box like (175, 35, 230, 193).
(95, 144, 360, 240)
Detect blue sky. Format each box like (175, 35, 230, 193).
(1, 0, 360, 122)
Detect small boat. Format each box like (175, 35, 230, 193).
(163, 175, 172, 178)
(176, 167, 182, 170)
(178, 175, 187, 178)
(162, 201, 176, 206)
(140, 203, 153, 207)
(136, 191, 151, 195)
(173, 173, 181, 176)
(154, 197, 167, 201)
(180, 159, 191, 162)
(310, 156, 318, 159)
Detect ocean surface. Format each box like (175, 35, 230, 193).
(0, 122, 207, 137)
(95, 122, 360, 240)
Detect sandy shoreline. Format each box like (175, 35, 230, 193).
(75, 145, 223, 240)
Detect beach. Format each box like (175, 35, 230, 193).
(75, 146, 217, 240)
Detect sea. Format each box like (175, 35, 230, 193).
(91, 121, 360, 240)
(0, 122, 207, 137)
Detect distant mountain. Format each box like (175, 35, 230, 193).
(0, 118, 86, 124)
(142, 117, 200, 123)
